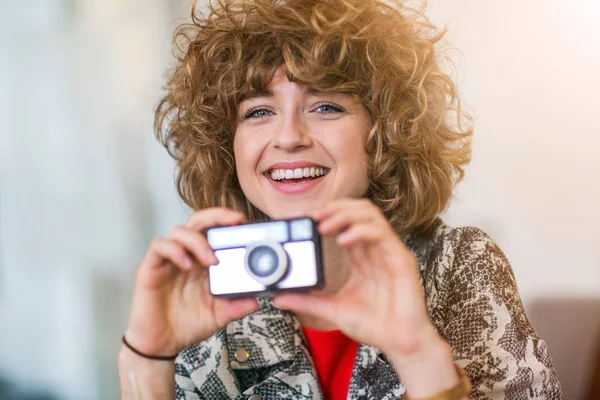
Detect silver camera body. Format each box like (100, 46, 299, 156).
(206, 218, 325, 297)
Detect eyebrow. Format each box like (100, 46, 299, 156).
(240, 86, 325, 102)
(244, 89, 273, 100)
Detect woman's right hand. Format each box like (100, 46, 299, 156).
(123, 207, 259, 358)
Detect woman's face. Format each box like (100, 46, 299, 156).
(233, 68, 371, 220)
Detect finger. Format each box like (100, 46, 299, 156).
(186, 207, 246, 232)
(348, 243, 370, 268)
(314, 198, 371, 221)
(336, 223, 383, 246)
(142, 238, 194, 271)
(346, 243, 381, 278)
(214, 297, 260, 327)
(344, 228, 415, 278)
(167, 225, 219, 267)
(272, 293, 338, 324)
(318, 205, 379, 235)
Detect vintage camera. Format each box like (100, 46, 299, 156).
(206, 218, 324, 297)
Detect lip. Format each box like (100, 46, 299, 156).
(267, 173, 327, 194)
(264, 160, 327, 173)
(263, 160, 329, 195)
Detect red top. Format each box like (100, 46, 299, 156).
(302, 327, 359, 400)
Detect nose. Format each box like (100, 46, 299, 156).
(272, 111, 312, 151)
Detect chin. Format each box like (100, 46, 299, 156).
(265, 204, 319, 221)
(270, 209, 308, 221)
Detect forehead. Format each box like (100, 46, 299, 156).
(240, 68, 311, 101)
(238, 65, 357, 103)
(244, 85, 323, 101)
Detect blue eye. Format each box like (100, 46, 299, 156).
(243, 107, 273, 120)
(315, 103, 344, 114)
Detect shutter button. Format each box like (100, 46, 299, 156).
(248, 395, 262, 400)
(234, 348, 250, 363)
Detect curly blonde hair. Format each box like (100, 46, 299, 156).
(155, 0, 472, 234)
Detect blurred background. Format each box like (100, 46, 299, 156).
(0, 0, 598, 399)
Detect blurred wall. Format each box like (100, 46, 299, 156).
(427, 1, 600, 399)
(0, 0, 598, 399)
(0, 0, 192, 398)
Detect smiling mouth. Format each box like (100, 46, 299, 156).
(267, 167, 330, 183)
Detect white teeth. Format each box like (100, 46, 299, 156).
(269, 167, 328, 181)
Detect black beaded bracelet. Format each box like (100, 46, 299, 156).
(122, 335, 179, 361)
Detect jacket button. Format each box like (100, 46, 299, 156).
(249, 395, 262, 400)
(234, 348, 250, 363)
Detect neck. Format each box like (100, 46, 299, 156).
(296, 235, 351, 331)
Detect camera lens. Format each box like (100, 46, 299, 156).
(247, 246, 279, 277)
(244, 241, 288, 286)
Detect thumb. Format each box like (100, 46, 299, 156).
(214, 297, 259, 326)
(273, 292, 338, 323)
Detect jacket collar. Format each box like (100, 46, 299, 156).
(225, 298, 405, 399)
(225, 297, 301, 370)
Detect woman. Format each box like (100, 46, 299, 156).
(118, 0, 563, 398)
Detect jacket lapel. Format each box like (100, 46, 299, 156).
(227, 299, 323, 399)
(347, 344, 406, 399)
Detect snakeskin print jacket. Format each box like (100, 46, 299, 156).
(175, 221, 563, 399)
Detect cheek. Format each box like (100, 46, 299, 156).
(354, 147, 370, 190)
(233, 135, 249, 183)
(233, 132, 261, 187)
(342, 130, 370, 191)
(334, 130, 369, 172)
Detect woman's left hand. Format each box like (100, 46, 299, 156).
(272, 198, 440, 359)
